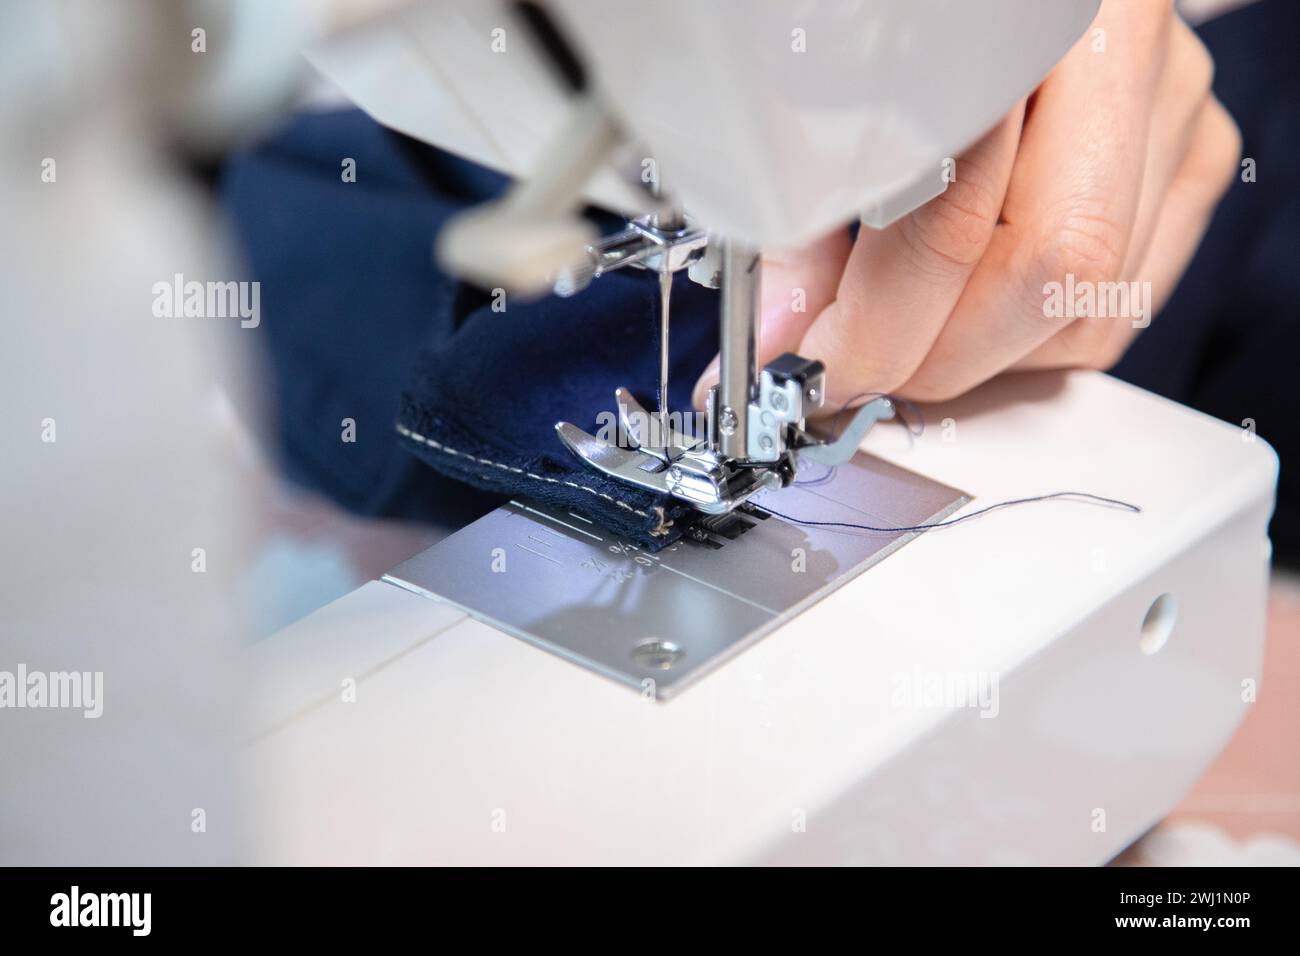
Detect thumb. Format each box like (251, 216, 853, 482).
(691, 228, 852, 409)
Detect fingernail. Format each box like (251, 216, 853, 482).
(692, 356, 720, 410)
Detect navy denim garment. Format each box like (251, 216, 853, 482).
(221, 110, 715, 546)
(220, 110, 500, 530)
(220, 0, 1299, 559)
(394, 266, 718, 545)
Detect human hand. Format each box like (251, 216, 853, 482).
(692, 0, 1242, 410)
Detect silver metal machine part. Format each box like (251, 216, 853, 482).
(716, 240, 760, 461)
(553, 209, 900, 517)
(427, 54, 912, 520)
(383, 452, 969, 698)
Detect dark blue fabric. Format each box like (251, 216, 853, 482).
(219, 111, 502, 528)
(394, 267, 717, 544)
(220, 0, 1299, 558)
(220, 111, 715, 546)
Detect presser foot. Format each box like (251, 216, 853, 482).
(555, 386, 897, 517)
(555, 389, 783, 515)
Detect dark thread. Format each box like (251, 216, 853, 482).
(794, 460, 838, 487)
(758, 491, 1141, 534)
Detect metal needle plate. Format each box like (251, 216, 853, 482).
(383, 452, 969, 699)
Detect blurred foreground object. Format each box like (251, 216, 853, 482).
(0, 0, 386, 864)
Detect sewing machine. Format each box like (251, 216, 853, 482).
(315, 0, 1116, 518)
(240, 0, 1278, 863)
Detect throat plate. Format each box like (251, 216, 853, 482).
(383, 452, 969, 699)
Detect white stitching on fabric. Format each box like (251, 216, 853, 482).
(395, 422, 652, 520)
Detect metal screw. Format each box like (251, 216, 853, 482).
(771, 391, 787, 411)
(759, 434, 774, 451)
(633, 639, 684, 670)
(719, 407, 739, 435)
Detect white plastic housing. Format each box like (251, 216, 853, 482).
(308, 0, 1101, 247)
(243, 371, 1277, 864)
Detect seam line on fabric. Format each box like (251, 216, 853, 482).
(395, 422, 651, 519)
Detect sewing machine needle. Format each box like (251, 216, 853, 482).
(657, 265, 671, 447)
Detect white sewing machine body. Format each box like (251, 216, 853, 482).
(241, 0, 1277, 864)
(310, 0, 1102, 245)
(245, 370, 1277, 864)
(241, 0, 1278, 865)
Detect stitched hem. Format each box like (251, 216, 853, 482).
(395, 422, 671, 535)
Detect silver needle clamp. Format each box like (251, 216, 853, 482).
(555, 223, 896, 517)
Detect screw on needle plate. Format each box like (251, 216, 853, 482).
(633, 639, 684, 670)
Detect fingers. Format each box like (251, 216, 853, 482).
(691, 101, 1024, 411)
(691, 230, 850, 409)
(690, 1, 1233, 411)
(1016, 15, 1238, 372)
(1017, 96, 1242, 370)
(1122, 17, 1218, 277)
(896, 0, 1175, 402)
(1139, 96, 1241, 308)
(797, 102, 1025, 407)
